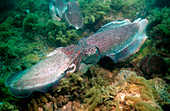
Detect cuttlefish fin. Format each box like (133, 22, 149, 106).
(108, 19, 148, 63)
(5, 69, 33, 98)
(133, 18, 141, 23)
(8, 83, 52, 98)
(7, 71, 65, 98)
(97, 19, 131, 33)
(9, 87, 33, 98)
(5, 70, 28, 87)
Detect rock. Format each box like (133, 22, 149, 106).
(140, 54, 167, 78)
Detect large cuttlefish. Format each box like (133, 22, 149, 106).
(5, 18, 148, 98)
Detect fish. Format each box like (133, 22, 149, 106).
(5, 18, 148, 98)
(64, 1, 84, 29)
(49, 0, 67, 21)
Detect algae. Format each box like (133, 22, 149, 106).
(0, 0, 169, 110)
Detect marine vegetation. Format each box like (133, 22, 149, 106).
(146, 7, 170, 56)
(0, 102, 19, 111)
(83, 69, 163, 111)
(0, 0, 169, 110)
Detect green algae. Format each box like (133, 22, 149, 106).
(83, 70, 163, 111)
(0, 0, 169, 110)
(0, 102, 19, 111)
(135, 101, 162, 111)
(23, 13, 38, 32)
(20, 0, 36, 12)
(21, 54, 40, 68)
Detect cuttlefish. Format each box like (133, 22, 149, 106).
(5, 18, 148, 98)
(49, 0, 84, 29)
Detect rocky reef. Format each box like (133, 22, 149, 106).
(0, 0, 169, 110)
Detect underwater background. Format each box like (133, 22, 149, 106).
(0, 0, 169, 110)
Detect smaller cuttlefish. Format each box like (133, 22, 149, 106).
(49, 0, 84, 29)
(49, 0, 67, 21)
(5, 18, 148, 98)
(64, 1, 84, 29)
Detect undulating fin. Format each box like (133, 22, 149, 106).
(138, 19, 148, 36)
(109, 37, 146, 63)
(108, 19, 148, 63)
(133, 18, 141, 23)
(7, 71, 65, 98)
(97, 19, 131, 33)
(75, 1, 79, 7)
(5, 70, 28, 87)
(49, 2, 61, 21)
(9, 87, 33, 98)
(47, 47, 63, 57)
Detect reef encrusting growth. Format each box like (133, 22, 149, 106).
(82, 68, 163, 111)
(0, 0, 169, 110)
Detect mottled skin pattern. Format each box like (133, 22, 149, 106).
(64, 1, 84, 29)
(62, 44, 100, 70)
(6, 50, 70, 97)
(84, 24, 138, 57)
(49, 0, 84, 29)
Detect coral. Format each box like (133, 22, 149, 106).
(147, 7, 170, 38)
(0, 78, 19, 103)
(135, 101, 157, 111)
